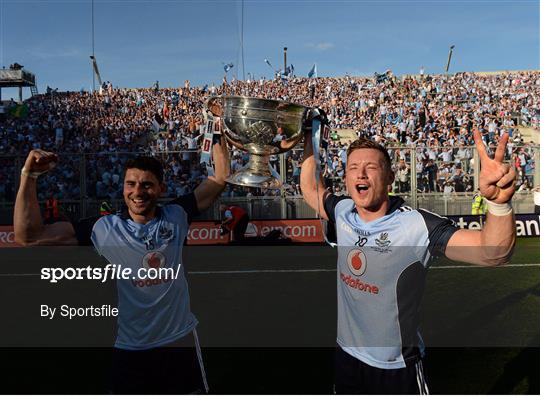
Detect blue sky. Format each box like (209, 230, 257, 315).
(1, 0, 538, 99)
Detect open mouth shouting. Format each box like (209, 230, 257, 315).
(355, 183, 370, 195)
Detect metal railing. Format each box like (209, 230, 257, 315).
(1, 144, 538, 221)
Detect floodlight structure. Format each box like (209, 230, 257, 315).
(0, 65, 37, 102)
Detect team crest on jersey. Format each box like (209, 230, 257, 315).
(347, 248, 367, 277)
(142, 251, 166, 269)
(373, 232, 392, 253)
(375, 232, 391, 247)
(158, 223, 175, 242)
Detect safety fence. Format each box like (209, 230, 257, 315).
(0, 144, 538, 221)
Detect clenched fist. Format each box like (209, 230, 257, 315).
(23, 149, 58, 175)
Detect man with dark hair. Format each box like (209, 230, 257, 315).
(300, 131, 516, 394)
(124, 156, 165, 183)
(14, 140, 230, 394)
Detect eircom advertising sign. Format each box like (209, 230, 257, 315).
(0, 220, 325, 247)
(1, 215, 539, 247)
(187, 219, 324, 245)
(0, 226, 18, 247)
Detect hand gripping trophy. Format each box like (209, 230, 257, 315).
(204, 96, 327, 189)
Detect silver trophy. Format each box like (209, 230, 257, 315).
(205, 96, 319, 189)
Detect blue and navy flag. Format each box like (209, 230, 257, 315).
(264, 58, 273, 69)
(308, 63, 317, 78)
(202, 84, 208, 92)
(223, 63, 234, 73)
(285, 64, 295, 77)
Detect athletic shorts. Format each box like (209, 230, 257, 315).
(334, 346, 429, 395)
(109, 331, 208, 394)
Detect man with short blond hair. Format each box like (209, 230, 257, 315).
(300, 130, 516, 394)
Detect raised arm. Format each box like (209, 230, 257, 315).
(14, 150, 78, 246)
(194, 135, 230, 212)
(445, 129, 516, 266)
(299, 133, 330, 220)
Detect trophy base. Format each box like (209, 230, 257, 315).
(226, 155, 282, 189)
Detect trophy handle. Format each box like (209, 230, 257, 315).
(223, 133, 245, 152)
(303, 107, 328, 132)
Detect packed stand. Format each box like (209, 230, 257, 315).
(0, 71, 539, 203)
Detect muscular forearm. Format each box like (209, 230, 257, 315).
(209, 151, 227, 184)
(300, 140, 323, 192)
(193, 136, 229, 212)
(300, 156, 323, 194)
(299, 138, 327, 217)
(211, 136, 230, 185)
(194, 178, 226, 212)
(14, 175, 44, 244)
(479, 212, 516, 264)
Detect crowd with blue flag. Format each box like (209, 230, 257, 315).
(0, 71, 538, 203)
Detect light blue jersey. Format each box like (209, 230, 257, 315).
(74, 194, 198, 350)
(325, 195, 458, 369)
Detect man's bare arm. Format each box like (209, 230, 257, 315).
(194, 135, 230, 212)
(299, 133, 330, 220)
(14, 150, 77, 246)
(445, 213, 515, 266)
(445, 130, 516, 266)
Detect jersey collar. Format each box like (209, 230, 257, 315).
(387, 195, 405, 214)
(351, 195, 405, 215)
(120, 205, 162, 222)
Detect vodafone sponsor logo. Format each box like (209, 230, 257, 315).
(342, 248, 379, 294)
(133, 252, 181, 288)
(131, 276, 172, 288)
(347, 248, 367, 276)
(142, 251, 165, 269)
(340, 272, 379, 295)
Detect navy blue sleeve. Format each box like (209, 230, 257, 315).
(323, 194, 349, 224)
(168, 192, 200, 224)
(418, 209, 459, 257)
(71, 216, 101, 246)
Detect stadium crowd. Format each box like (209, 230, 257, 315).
(0, 70, 539, 203)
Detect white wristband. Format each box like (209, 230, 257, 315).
(21, 162, 56, 179)
(21, 167, 42, 179)
(485, 199, 513, 216)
